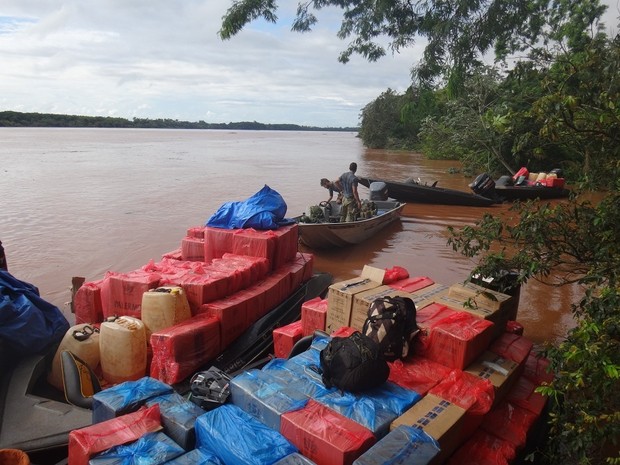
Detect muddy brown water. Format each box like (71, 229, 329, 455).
(1, 128, 589, 348)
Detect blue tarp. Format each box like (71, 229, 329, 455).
(206, 185, 294, 230)
(0, 270, 69, 354)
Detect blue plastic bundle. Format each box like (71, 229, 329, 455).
(92, 376, 174, 423)
(0, 270, 69, 354)
(206, 185, 293, 230)
(164, 448, 224, 465)
(353, 425, 440, 465)
(195, 404, 298, 465)
(89, 431, 184, 465)
(145, 391, 206, 450)
(230, 369, 309, 430)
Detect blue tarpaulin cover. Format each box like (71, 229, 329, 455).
(195, 404, 298, 465)
(206, 185, 294, 230)
(0, 270, 69, 354)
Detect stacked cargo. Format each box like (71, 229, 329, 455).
(68, 265, 553, 465)
(64, 222, 312, 388)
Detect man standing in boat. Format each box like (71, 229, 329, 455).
(335, 162, 362, 222)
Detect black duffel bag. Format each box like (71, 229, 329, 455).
(319, 331, 389, 392)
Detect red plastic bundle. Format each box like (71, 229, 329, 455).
(301, 297, 329, 337)
(281, 399, 376, 465)
(447, 429, 516, 465)
(430, 370, 495, 434)
(481, 400, 538, 449)
(388, 356, 452, 395)
(489, 333, 533, 366)
(382, 266, 409, 284)
(68, 405, 161, 465)
(150, 314, 220, 385)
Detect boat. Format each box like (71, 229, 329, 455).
(357, 176, 497, 207)
(295, 199, 405, 249)
(0, 270, 332, 464)
(470, 170, 571, 202)
(0, 186, 335, 464)
(38, 266, 551, 465)
(1, 256, 552, 465)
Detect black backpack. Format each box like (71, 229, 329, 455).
(319, 332, 389, 392)
(362, 296, 418, 361)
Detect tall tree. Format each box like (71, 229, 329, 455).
(219, 0, 608, 92)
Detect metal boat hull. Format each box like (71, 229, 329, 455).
(358, 177, 496, 207)
(297, 201, 405, 249)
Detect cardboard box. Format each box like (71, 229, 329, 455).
(349, 285, 414, 331)
(447, 282, 513, 312)
(409, 283, 449, 310)
(433, 294, 509, 340)
(391, 393, 466, 465)
(326, 266, 385, 333)
(414, 304, 495, 370)
(465, 350, 520, 407)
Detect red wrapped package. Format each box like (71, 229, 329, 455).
(273, 320, 303, 358)
(74, 280, 105, 325)
(447, 429, 516, 465)
(150, 315, 220, 385)
(68, 404, 161, 465)
(489, 333, 533, 370)
(382, 266, 409, 284)
(388, 276, 435, 293)
(301, 297, 328, 336)
(388, 356, 452, 395)
(481, 400, 538, 449)
(281, 399, 376, 465)
(429, 370, 495, 435)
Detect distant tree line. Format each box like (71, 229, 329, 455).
(0, 111, 358, 132)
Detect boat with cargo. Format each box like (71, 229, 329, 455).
(357, 176, 497, 207)
(0, 187, 552, 465)
(1, 261, 551, 465)
(470, 168, 571, 202)
(295, 199, 405, 249)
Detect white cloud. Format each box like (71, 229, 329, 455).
(1, 0, 616, 127)
(0, 0, 421, 127)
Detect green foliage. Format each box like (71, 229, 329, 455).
(358, 87, 442, 149)
(219, 0, 602, 88)
(529, 35, 620, 187)
(0, 111, 357, 132)
(448, 188, 620, 464)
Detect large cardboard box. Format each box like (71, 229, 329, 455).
(433, 293, 509, 340)
(414, 303, 495, 370)
(349, 285, 414, 331)
(465, 350, 520, 407)
(448, 282, 514, 314)
(325, 266, 385, 333)
(391, 393, 467, 465)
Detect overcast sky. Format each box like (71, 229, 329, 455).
(1, 1, 618, 128)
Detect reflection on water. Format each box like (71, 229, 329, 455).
(0, 128, 583, 346)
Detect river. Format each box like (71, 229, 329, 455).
(0, 128, 582, 347)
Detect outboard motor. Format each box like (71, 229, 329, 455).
(549, 168, 563, 178)
(495, 175, 513, 187)
(470, 173, 496, 199)
(369, 181, 389, 201)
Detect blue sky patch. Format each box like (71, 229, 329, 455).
(0, 16, 36, 34)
